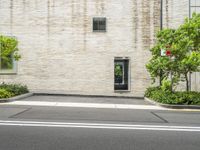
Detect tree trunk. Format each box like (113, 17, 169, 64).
(159, 70, 163, 86)
(185, 73, 189, 92)
(170, 72, 173, 93)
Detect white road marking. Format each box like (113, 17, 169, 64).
(0, 120, 199, 132)
(0, 101, 167, 110)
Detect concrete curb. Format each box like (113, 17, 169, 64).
(145, 97, 200, 109)
(0, 93, 33, 103)
(34, 93, 144, 99)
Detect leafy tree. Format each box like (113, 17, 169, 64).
(146, 29, 177, 88)
(0, 35, 21, 69)
(146, 13, 200, 92)
(180, 52, 200, 91)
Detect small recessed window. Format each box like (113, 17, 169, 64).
(114, 59, 129, 91)
(93, 17, 106, 32)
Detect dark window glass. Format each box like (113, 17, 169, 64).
(114, 59, 129, 91)
(93, 20, 99, 31)
(93, 18, 106, 32)
(190, 0, 200, 17)
(0, 54, 13, 70)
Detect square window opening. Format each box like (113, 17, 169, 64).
(93, 17, 106, 32)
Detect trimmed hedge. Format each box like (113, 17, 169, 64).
(145, 87, 200, 105)
(0, 83, 29, 99)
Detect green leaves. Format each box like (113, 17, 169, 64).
(146, 56, 171, 83)
(145, 87, 200, 105)
(0, 35, 21, 69)
(146, 13, 200, 91)
(161, 78, 172, 92)
(114, 64, 123, 77)
(180, 52, 200, 72)
(0, 83, 29, 96)
(0, 36, 18, 55)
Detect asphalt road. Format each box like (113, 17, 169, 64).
(0, 95, 199, 150)
(0, 125, 200, 150)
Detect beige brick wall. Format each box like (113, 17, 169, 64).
(0, 0, 160, 97)
(191, 73, 200, 91)
(162, 0, 189, 29)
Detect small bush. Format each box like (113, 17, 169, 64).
(175, 91, 200, 105)
(144, 86, 161, 98)
(145, 87, 200, 105)
(0, 89, 14, 99)
(161, 78, 172, 92)
(0, 83, 29, 97)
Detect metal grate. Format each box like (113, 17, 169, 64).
(93, 18, 106, 32)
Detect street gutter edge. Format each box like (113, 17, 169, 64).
(0, 93, 33, 103)
(145, 97, 200, 109)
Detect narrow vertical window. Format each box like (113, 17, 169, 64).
(93, 17, 106, 32)
(0, 54, 13, 70)
(114, 59, 129, 91)
(190, 0, 200, 17)
(0, 53, 16, 74)
(0, 36, 17, 74)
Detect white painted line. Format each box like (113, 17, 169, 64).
(0, 120, 199, 132)
(1, 120, 200, 129)
(1, 101, 167, 110)
(56, 102, 116, 109)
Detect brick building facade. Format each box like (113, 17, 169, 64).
(0, 0, 199, 97)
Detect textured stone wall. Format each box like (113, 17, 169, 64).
(162, 0, 189, 29)
(191, 72, 200, 91)
(0, 0, 160, 97)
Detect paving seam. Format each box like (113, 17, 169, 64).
(9, 107, 32, 119)
(151, 112, 169, 123)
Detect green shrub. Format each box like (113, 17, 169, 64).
(0, 83, 29, 96)
(175, 91, 200, 105)
(144, 86, 161, 98)
(145, 87, 200, 105)
(0, 89, 14, 99)
(161, 78, 172, 92)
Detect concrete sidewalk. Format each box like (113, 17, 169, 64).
(2, 95, 200, 111)
(2, 100, 167, 110)
(17, 95, 151, 105)
(0, 95, 168, 110)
